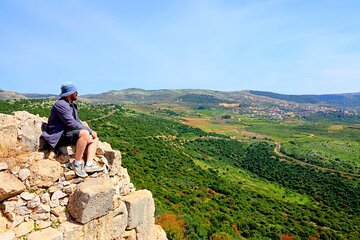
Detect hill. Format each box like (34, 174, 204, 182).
(250, 90, 360, 109)
(1, 99, 359, 239)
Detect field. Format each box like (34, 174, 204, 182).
(0, 99, 359, 240)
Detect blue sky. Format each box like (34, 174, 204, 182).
(1, 0, 359, 95)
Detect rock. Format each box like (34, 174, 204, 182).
(58, 146, 76, 156)
(96, 141, 112, 155)
(0, 162, 8, 171)
(0, 113, 18, 148)
(104, 149, 122, 176)
(11, 216, 24, 228)
(122, 190, 155, 229)
(14, 220, 34, 237)
(34, 220, 52, 229)
(16, 206, 32, 215)
(18, 168, 31, 181)
(10, 166, 20, 175)
(50, 206, 66, 217)
(32, 213, 50, 221)
(0, 211, 11, 231)
(27, 195, 41, 208)
(29, 159, 62, 187)
(28, 227, 63, 240)
(0, 200, 16, 213)
(0, 231, 16, 240)
(64, 171, 76, 181)
(13, 111, 45, 151)
(20, 192, 36, 201)
(39, 192, 51, 204)
(121, 229, 137, 240)
(51, 190, 67, 201)
(68, 178, 115, 224)
(0, 172, 26, 201)
(35, 203, 51, 213)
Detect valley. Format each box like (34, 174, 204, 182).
(0, 92, 359, 239)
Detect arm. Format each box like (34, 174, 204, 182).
(54, 101, 92, 132)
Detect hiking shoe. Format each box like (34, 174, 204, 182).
(84, 164, 104, 173)
(71, 163, 88, 178)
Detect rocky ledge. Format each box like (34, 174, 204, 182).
(0, 111, 167, 240)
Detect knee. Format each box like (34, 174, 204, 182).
(79, 130, 90, 139)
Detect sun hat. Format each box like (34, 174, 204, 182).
(59, 83, 78, 97)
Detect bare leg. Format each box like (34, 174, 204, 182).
(74, 130, 90, 161)
(86, 137, 99, 164)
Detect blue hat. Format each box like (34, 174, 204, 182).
(59, 83, 77, 97)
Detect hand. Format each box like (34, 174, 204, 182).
(91, 131, 98, 139)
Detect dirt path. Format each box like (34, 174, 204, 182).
(274, 142, 360, 178)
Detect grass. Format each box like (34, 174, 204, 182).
(193, 158, 314, 206)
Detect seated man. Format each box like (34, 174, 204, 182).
(42, 82, 103, 177)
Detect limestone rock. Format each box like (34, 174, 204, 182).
(0, 172, 26, 201)
(28, 227, 63, 240)
(122, 190, 155, 229)
(20, 192, 36, 201)
(104, 149, 122, 176)
(0, 162, 8, 171)
(58, 146, 76, 156)
(14, 220, 34, 237)
(27, 195, 41, 208)
(13, 111, 46, 151)
(0, 113, 18, 148)
(18, 168, 31, 181)
(29, 159, 62, 187)
(0, 231, 16, 240)
(68, 178, 115, 224)
(96, 141, 112, 155)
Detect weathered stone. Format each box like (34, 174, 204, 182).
(96, 141, 112, 155)
(27, 195, 41, 208)
(29, 159, 62, 187)
(13, 111, 46, 151)
(0, 113, 18, 148)
(68, 178, 114, 224)
(56, 154, 70, 164)
(104, 149, 122, 176)
(39, 192, 51, 204)
(121, 229, 137, 240)
(16, 198, 27, 207)
(0, 172, 26, 201)
(32, 213, 50, 221)
(28, 227, 63, 240)
(51, 190, 67, 201)
(18, 168, 31, 181)
(0, 231, 16, 240)
(49, 199, 60, 208)
(35, 203, 51, 213)
(34, 220, 52, 229)
(123, 190, 155, 229)
(14, 220, 34, 237)
(10, 166, 20, 175)
(58, 146, 76, 156)
(0, 211, 10, 232)
(62, 184, 76, 195)
(50, 206, 65, 217)
(20, 192, 36, 201)
(0, 200, 16, 213)
(59, 197, 68, 206)
(11, 216, 24, 228)
(64, 171, 76, 181)
(5, 211, 16, 222)
(16, 206, 32, 215)
(0, 162, 8, 171)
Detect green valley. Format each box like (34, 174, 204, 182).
(0, 98, 359, 240)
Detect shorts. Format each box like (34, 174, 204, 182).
(56, 130, 80, 147)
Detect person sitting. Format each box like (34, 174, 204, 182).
(42, 82, 103, 177)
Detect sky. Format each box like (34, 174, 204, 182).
(0, 0, 360, 95)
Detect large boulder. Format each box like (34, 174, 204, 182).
(29, 159, 62, 188)
(67, 178, 115, 224)
(13, 111, 46, 151)
(0, 172, 26, 201)
(27, 227, 63, 240)
(0, 114, 18, 148)
(122, 190, 155, 229)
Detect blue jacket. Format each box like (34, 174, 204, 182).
(42, 98, 93, 148)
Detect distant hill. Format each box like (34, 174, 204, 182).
(250, 90, 360, 109)
(0, 91, 27, 100)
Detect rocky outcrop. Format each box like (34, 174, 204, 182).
(0, 111, 167, 240)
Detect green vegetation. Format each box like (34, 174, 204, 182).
(1, 99, 359, 239)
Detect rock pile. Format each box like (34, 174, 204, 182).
(0, 111, 167, 240)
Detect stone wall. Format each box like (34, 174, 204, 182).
(0, 111, 167, 240)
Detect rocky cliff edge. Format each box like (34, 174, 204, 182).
(0, 111, 167, 240)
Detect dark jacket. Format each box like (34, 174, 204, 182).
(42, 98, 92, 148)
